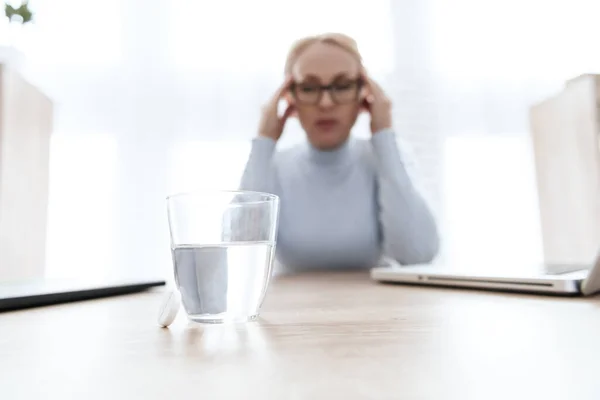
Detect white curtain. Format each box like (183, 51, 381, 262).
(423, 0, 600, 267)
(7, 0, 600, 279)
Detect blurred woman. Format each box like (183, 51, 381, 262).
(240, 33, 439, 272)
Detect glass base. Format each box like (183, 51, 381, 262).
(187, 313, 259, 324)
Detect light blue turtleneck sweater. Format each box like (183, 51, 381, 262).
(239, 129, 440, 271)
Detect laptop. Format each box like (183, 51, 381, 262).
(0, 277, 165, 312)
(370, 254, 600, 296)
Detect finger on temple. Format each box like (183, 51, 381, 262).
(361, 98, 371, 112)
(359, 70, 369, 87)
(281, 104, 295, 122)
(278, 75, 293, 96)
(269, 75, 293, 107)
(359, 68, 378, 97)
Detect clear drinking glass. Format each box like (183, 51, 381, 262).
(166, 190, 279, 323)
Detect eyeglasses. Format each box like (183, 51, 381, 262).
(290, 78, 363, 105)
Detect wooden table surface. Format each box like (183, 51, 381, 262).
(2, 271, 600, 399)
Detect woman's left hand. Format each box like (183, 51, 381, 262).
(361, 70, 393, 134)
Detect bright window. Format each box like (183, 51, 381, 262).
(169, 0, 395, 76)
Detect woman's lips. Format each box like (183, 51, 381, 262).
(315, 118, 339, 130)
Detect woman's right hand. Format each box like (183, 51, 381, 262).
(258, 76, 295, 141)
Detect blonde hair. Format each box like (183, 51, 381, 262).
(284, 32, 363, 75)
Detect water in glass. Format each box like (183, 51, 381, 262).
(172, 241, 275, 323)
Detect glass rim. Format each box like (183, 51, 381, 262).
(166, 189, 279, 203)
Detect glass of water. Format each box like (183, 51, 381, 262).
(166, 190, 279, 323)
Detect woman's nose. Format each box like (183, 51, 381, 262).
(318, 90, 335, 108)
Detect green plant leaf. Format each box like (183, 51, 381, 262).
(16, 4, 32, 23)
(5, 4, 17, 19)
(4, 2, 33, 24)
